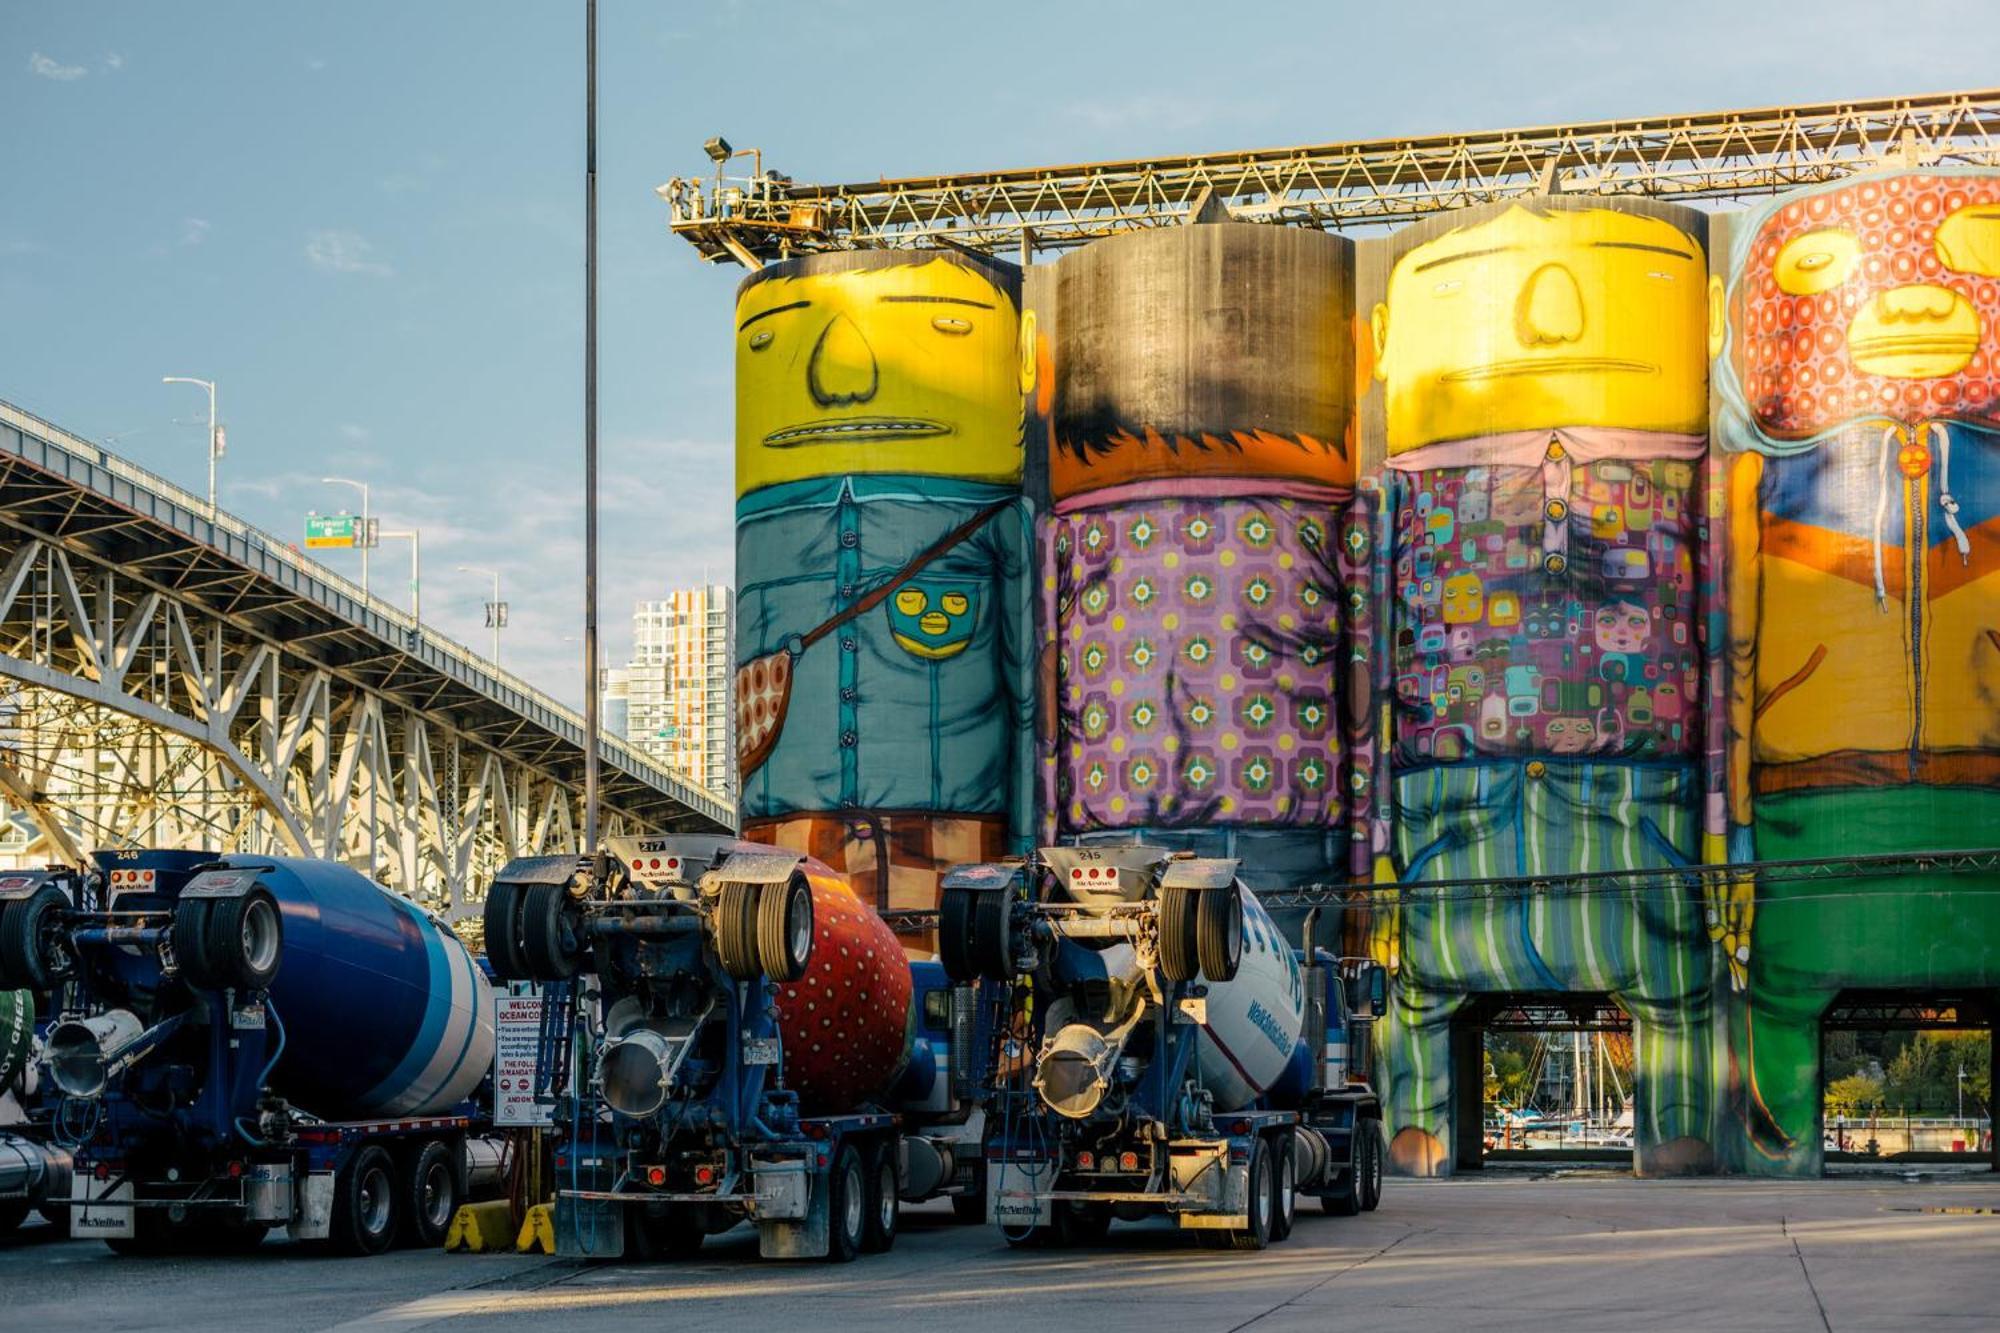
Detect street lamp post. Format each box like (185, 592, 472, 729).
(161, 376, 220, 514)
(321, 476, 372, 596)
(380, 528, 420, 622)
(456, 565, 506, 665)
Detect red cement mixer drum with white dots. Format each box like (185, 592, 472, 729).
(773, 864, 914, 1113)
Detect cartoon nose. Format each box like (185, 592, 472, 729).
(1871, 283, 1961, 323)
(918, 612, 950, 635)
(1515, 263, 1585, 346)
(808, 312, 878, 407)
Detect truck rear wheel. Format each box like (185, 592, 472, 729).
(104, 1209, 179, 1257)
(714, 882, 763, 981)
(757, 877, 814, 983)
(0, 1201, 27, 1236)
(1359, 1121, 1383, 1212)
(330, 1144, 399, 1255)
(1222, 1136, 1273, 1250)
(861, 1140, 898, 1254)
(1157, 887, 1199, 983)
(202, 890, 283, 991)
(825, 1143, 865, 1263)
(1194, 886, 1243, 983)
(518, 883, 580, 981)
(481, 881, 526, 978)
(399, 1139, 461, 1249)
(1322, 1128, 1365, 1216)
(1269, 1130, 1297, 1241)
(0, 884, 70, 992)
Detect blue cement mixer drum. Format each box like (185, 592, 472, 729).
(107, 852, 494, 1119)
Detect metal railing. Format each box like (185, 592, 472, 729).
(0, 396, 731, 826)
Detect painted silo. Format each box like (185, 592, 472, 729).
(1715, 168, 2000, 1175)
(1041, 222, 1362, 937)
(1367, 198, 1718, 1176)
(733, 249, 1035, 926)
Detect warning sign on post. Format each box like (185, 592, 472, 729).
(493, 982, 553, 1127)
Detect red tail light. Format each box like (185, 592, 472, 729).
(1119, 1151, 1139, 1171)
(645, 1165, 667, 1187)
(693, 1165, 716, 1186)
(1076, 1152, 1095, 1170)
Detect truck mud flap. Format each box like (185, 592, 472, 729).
(554, 1195, 625, 1260)
(757, 1174, 826, 1260)
(71, 1178, 134, 1241)
(989, 1162, 1053, 1229)
(288, 1171, 335, 1241)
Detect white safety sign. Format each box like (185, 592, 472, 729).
(493, 982, 553, 1127)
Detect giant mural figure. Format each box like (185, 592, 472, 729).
(1371, 199, 1719, 1175)
(733, 250, 1035, 923)
(1715, 168, 2000, 1175)
(1040, 223, 1363, 932)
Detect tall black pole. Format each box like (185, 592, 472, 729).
(582, 0, 601, 856)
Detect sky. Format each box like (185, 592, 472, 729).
(0, 0, 1987, 707)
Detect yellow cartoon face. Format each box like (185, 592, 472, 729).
(887, 584, 977, 660)
(1373, 206, 1708, 451)
(1440, 572, 1485, 624)
(735, 257, 1025, 496)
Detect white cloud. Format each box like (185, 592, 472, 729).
(338, 423, 371, 442)
(103, 53, 124, 71)
(180, 217, 210, 247)
(28, 52, 86, 81)
(304, 230, 393, 277)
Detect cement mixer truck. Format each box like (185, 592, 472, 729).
(1, 985, 71, 1236)
(0, 850, 503, 1254)
(938, 845, 1384, 1249)
(483, 835, 995, 1262)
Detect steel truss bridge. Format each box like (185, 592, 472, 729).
(0, 399, 730, 924)
(665, 88, 2000, 264)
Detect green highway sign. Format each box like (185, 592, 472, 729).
(305, 513, 358, 549)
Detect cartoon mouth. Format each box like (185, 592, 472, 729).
(1441, 358, 1656, 382)
(918, 612, 951, 635)
(763, 417, 949, 448)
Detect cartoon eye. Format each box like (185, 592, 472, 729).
(1936, 204, 2000, 276)
(940, 593, 969, 615)
(895, 590, 927, 615)
(932, 317, 973, 335)
(747, 330, 774, 350)
(1773, 228, 1858, 295)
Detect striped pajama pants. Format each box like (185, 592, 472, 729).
(1383, 759, 1714, 1173)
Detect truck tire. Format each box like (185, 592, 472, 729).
(518, 882, 580, 981)
(937, 885, 978, 981)
(1221, 1136, 1273, 1251)
(950, 1159, 987, 1224)
(330, 1144, 399, 1255)
(171, 897, 216, 987)
(1157, 887, 1199, 983)
(399, 1139, 461, 1249)
(757, 877, 813, 983)
(202, 890, 283, 991)
(628, 1203, 704, 1259)
(967, 888, 1012, 982)
(825, 1142, 865, 1263)
(1269, 1129, 1297, 1242)
(861, 1140, 898, 1254)
(1322, 1129, 1364, 1216)
(1359, 1121, 1383, 1212)
(1195, 886, 1243, 983)
(481, 881, 525, 979)
(714, 882, 762, 981)
(0, 884, 69, 992)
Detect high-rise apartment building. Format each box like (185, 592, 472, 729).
(621, 584, 733, 798)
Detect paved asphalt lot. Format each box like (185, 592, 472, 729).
(3, 1169, 1996, 1332)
